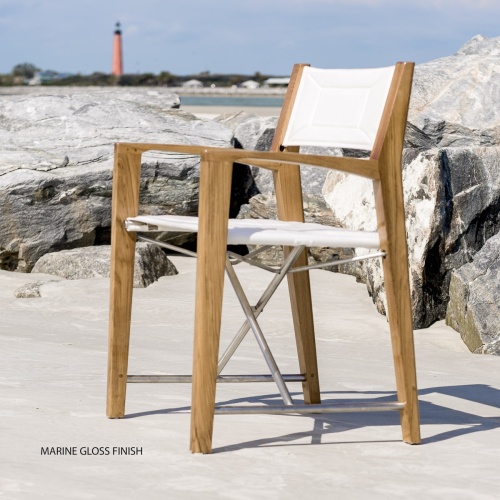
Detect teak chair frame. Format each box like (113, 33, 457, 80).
(107, 62, 420, 453)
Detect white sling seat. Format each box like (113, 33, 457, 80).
(125, 215, 381, 249)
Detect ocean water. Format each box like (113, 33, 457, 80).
(179, 96, 284, 107)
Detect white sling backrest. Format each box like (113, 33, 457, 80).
(282, 65, 396, 151)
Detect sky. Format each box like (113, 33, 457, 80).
(0, 0, 499, 76)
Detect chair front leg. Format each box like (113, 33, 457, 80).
(190, 154, 233, 454)
(107, 146, 142, 418)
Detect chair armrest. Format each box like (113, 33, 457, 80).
(115, 142, 212, 156)
(204, 148, 380, 180)
(114, 143, 379, 180)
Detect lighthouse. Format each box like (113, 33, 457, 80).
(112, 22, 123, 76)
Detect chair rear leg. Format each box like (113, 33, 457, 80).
(273, 163, 321, 406)
(286, 248, 321, 404)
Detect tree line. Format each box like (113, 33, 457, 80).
(0, 63, 272, 87)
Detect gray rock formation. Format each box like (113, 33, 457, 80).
(409, 34, 500, 148)
(446, 233, 500, 355)
(215, 111, 278, 151)
(322, 35, 500, 331)
(324, 146, 500, 329)
(0, 85, 181, 108)
(0, 89, 232, 271)
(31, 243, 177, 288)
(216, 112, 278, 195)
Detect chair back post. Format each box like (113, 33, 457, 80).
(371, 62, 421, 444)
(271, 63, 309, 153)
(370, 62, 413, 161)
(271, 63, 309, 222)
(371, 62, 414, 250)
(268, 63, 321, 404)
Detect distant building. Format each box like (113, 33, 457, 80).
(182, 79, 203, 88)
(240, 80, 260, 89)
(263, 77, 290, 87)
(27, 71, 74, 85)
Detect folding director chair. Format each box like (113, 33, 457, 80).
(107, 62, 421, 453)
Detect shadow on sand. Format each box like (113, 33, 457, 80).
(123, 383, 500, 453)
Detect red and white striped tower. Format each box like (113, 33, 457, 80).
(112, 22, 123, 76)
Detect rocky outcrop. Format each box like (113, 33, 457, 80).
(409, 35, 500, 148)
(323, 146, 500, 328)
(446, 233, 500, 355)
(0, 85, 181, 108)
(31, 243, 177, 288)
(216, 112, 278, 196)
(0, 89, 233, 272)
(322, 35, 500, 330)
(215, 111, 278, 152)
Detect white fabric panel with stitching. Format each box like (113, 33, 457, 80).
(282, 65, 395, 151)
(125, 215, 380, 249)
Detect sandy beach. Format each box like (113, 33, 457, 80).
(2, 253, 500, 499)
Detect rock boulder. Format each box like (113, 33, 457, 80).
(31, 243, 177, 288)
(409, 34, 500, 148)
(0, 89, 232, 271)
(446, 233, 500, 355)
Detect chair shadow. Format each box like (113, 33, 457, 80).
(124, 383, 500, 453)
